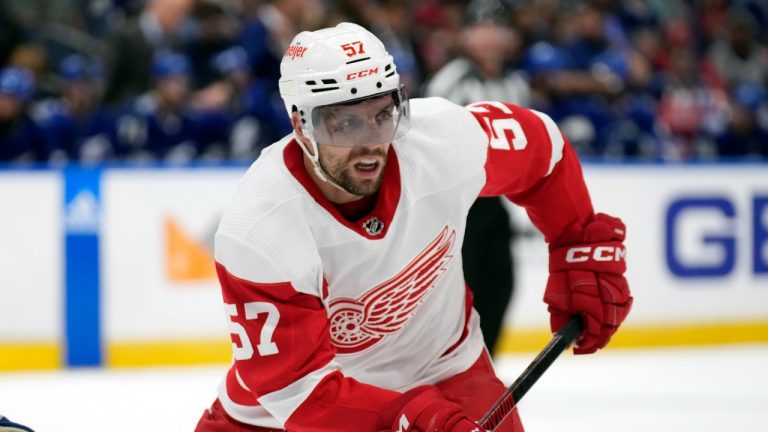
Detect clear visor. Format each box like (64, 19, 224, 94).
(310, 85, 410, 147)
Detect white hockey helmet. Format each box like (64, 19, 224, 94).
(279, 22, 410, 148)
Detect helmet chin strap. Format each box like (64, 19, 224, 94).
(295, 131, 356, 195)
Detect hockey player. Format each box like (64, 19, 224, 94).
(196, 23, 632, 432)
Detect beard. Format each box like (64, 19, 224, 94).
(319, 147, 387, 196)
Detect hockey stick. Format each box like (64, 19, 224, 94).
(478, 315, 584, 431)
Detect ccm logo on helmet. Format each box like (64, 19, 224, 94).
(565, 246, 626, 263)
(285, 44, 308, 60)
(346, 67, 379, 81)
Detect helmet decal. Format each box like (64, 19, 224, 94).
(346, 67, 379, 81)
(285, 43, 308, 60)
(341, 41, 366, 57)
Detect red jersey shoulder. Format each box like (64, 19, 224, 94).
(465, 101, 556, 151)
(464, 101, 567, 197)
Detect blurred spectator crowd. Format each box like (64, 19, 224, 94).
(0, 0, 767, 165)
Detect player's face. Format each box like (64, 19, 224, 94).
(313, 93, 400, 148)
(316, 140, 390, 197)
(312, 94, 396, 196)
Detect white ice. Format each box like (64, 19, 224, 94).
(1, 344, 766, 431)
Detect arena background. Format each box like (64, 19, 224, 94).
(1, 0, 766, 371)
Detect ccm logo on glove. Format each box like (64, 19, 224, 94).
(565, 246, 626, 263)
(544, 213, 633, 355)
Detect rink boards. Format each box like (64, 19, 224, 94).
(1, 162, 766, 370)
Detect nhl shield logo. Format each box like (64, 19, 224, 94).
(362, 216, 384, 236)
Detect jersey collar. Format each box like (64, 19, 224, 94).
(283, 139, 401, 239)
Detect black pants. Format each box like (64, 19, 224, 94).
(462, 197, 514, 355)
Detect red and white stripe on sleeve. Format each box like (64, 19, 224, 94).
(466, 101, 595, 242)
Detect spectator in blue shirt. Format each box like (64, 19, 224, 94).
(114, 52, 199, 163)
(35, 54, 116, 164)
(191, 45, 291, 161)
(713, 83, 768, 157)
(0, 66, 47, 163)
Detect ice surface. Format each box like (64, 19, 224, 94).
(494, 344, 768, 431)
(1, 345, 766, 431)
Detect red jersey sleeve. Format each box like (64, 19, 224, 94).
(216, 262, 401, 430)
(467, 101, 594, 241)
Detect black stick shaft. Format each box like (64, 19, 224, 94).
(478, 316, 583, 431)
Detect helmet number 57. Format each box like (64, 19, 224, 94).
(341, 41, 365, 57)
(225, 302, 280, 359)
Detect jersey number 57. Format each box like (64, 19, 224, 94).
(467, 101, 528, 151)
(225, 302, 280, 359)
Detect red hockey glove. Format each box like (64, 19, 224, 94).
(544, 213, 633, 354)
(378, 386, 484, 432)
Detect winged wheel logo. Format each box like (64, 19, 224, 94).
(329, 226, 456, 353)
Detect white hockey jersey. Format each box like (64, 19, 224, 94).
(213, 97, 595, 430)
